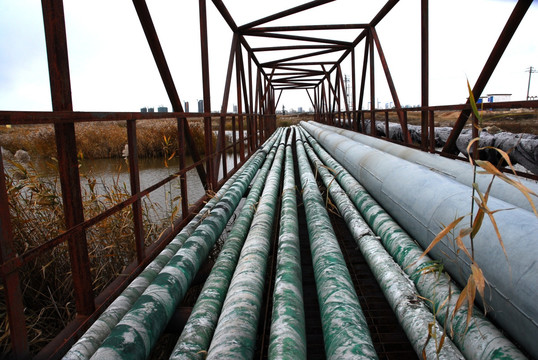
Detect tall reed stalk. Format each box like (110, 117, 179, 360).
(1, 158, 166, 355)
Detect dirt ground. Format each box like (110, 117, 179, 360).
(406, 109, 538, 135)
(276, 109, 538, 135)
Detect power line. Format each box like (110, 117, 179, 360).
(525, 66, 537, 100)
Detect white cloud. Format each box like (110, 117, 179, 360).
(0, 0, 536, 112)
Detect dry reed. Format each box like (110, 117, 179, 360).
(0, 159, 167, 355)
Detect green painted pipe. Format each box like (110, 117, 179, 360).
(205, 130, 287, 359)
(299, 123, 527, 360)
(269, 127, 306, 360)
(298, 127, 464, 359)
(63, 139, 267, 360)
(90, 129, 283, 360)
(169, 126, 283, 360)
(294, 127, 377, 359)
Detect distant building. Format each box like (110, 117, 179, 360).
(184, 101, 189, 112)
(233, 104, 238, 113)
(298, 107, 303, 113)
(487, 93, 512, 103)
(198, 100, 204, 113)
(157, 106, 168, 112)
(148, 107, 154, 113)
(141, 107, 147, 113)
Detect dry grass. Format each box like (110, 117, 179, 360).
(0, 159, 167, 355)
(380, 109, 538, 135)
(0, 117, 222, 356)
(0, 119, 213, 160)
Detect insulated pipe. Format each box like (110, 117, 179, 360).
(298, 128, 464, 359)
(63, 140, 265, 360)
(295, 128, 377, 359)
(90, 129, 284, 360)
(169, 126, 282, 359)
(301, 121, 537, 358)
(269, 128, 306, 359)
(206, 130, 287, 359)
(299, 126, 528, 359)
(309, 121, 538, 213)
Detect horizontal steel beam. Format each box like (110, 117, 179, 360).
(261, 47, 345, 67)
(245, 24, 369, 32)
(245, 32, 352, 46)
(252, 44, 346, 52)
(238, 0, 335, 30)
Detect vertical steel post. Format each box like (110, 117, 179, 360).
(256, 70, 263, 143)
(0, 150, 30, 358)
(369, 27, 376, 136)
(337, 65, 351, 127)
(351, 49, 357, 131)
(334, 70, 340, 126)
(177, 117, 189, 219)
(199, 0, 215, 190)
(358, 38, 369, 133)
(429, 110, 435, 153)
(42, 0, 95, 316)
(325, 78, 332, 124)
(421, 0, 429, 150)
(385, 111, 389, 138)
(321, 81, 330, 125)
(232, 115, 238, 167)
(126, 120, 145, 262)
(236, 42, 245, 162)
(236, 46, 253, 155)
(312, 87, 316, 121)
(248, 51, 257, 148)
(336, 69, 341, 127)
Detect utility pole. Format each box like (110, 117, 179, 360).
(525, 66, 537, 100)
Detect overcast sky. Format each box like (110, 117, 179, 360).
(0, 0, 536, 113)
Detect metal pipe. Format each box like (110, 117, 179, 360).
(301, 121, 535, 358)
(300, 125, 528, 359)
(298, 127, 464, 359)
(269, 128, 306, 359)
(63, 135, 275, 360)
(309, 121, 538, 214)
(169, 127, 283, 359)
(206, 130, 287, 359)
(89, 130, 283, 359)
(295, 127, 377, 359)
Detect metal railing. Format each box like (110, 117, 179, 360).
(313, 100, 538, 180)
(0, 110, 275, 359)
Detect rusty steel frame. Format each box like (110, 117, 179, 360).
(41, 0, 95, 321)
(442, 0, 534, 153)
(1, 0, 536, 358)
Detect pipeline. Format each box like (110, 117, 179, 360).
(295, 127, 377, 359)
(169, 126, 283, 359)
(308, 121, 538, 213)
(268, 128, 306, 359)
(63, 137, 268, 360)
(301, 121, 535, 358)
(206, 130, 287, 359)
(89, 129, 284, 359)
(297, 127, 464, 359)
